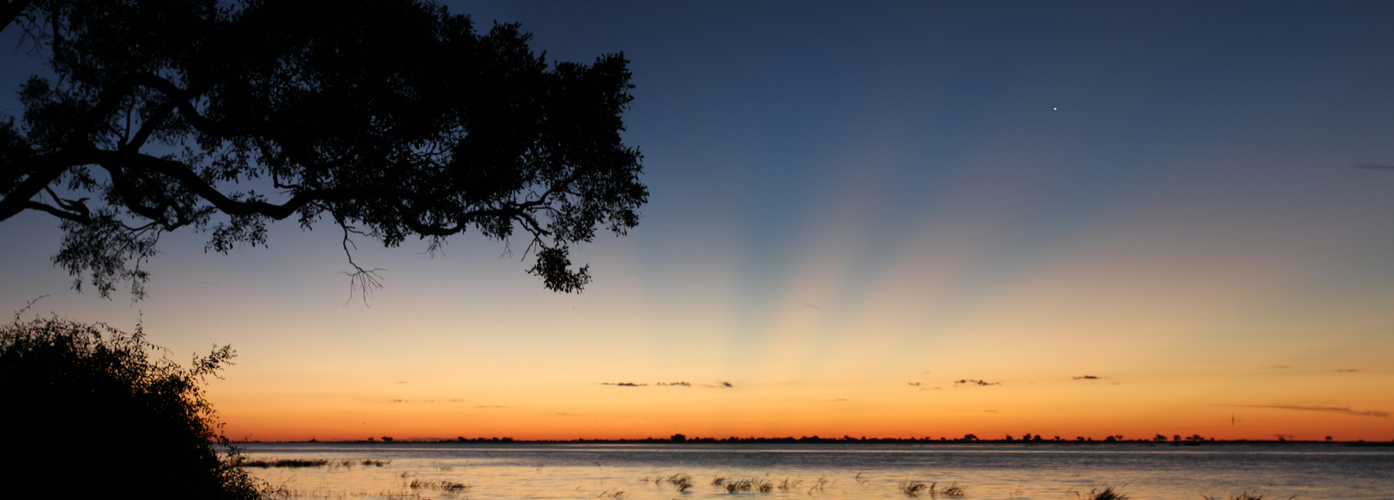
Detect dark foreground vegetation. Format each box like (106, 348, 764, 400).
(0, 314, 264, 500)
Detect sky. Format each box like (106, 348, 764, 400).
(2, 1, 1394, 442)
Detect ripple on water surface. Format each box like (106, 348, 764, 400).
(238, 442, 1394, 500)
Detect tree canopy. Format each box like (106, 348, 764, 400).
(0, 0, 647, 299)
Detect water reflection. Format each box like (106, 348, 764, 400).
(239, 443, 1394, 500)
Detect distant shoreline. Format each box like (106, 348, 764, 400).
(236, 437, 1394, 446)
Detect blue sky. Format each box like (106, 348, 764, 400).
(2, 1, 1394, 440)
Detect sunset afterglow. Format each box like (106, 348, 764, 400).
(3, 1, 1392, 443)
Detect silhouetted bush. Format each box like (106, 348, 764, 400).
(0, 314, 263, 499)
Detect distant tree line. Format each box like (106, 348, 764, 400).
(264, 433, 1381, 445)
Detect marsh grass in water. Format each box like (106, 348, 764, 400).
(1075, 486, 1129, 500)
(665, 473, 694, 492)
(899, 480, 929, 496)
(1203, 492, 1288, 500)
(240, 459, 329, 468)
(644, 472, 809, 495)
(407, 479, 469, 494)
(722, 477, 775, 493)
(899, 480, 965, 498)
(237, 442, 1375, 500)
(239, 458, 390, 469)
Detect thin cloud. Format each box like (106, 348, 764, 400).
(604, 381, 732, 388)
(1334, 369, 1359, 373)
(954, 379, 1000, 386)
(388, 399, 449, 403)
(1232, 404, 1389, 418)
(907, 382, 921, 387)
(1073, 375, 1101, 380)
(473, 405, 505, 408)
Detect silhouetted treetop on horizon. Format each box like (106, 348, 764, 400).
(0, 0, 647, 299)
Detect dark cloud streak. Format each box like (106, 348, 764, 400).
(1232, 404, 1389, 418)
(601, 381, 734, 388)
(954, 379, 1000, 386)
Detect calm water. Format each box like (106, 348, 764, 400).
(239, 442, 1394, 500)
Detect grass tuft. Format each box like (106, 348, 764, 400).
(1203, 492, 1275, 500)
(1078, 486, 1129, 500)
(899, 480, 929, 497)
(407, 479, 470, 494)
(723, 477, 773, 493)
(940, 483, 966, 497)
(663, 473, 694, 492)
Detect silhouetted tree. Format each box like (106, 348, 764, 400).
(0, 313, 263, 499)
(0, 0, 647, 299)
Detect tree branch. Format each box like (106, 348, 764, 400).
(89, 149, 332, 220)
(0, 153, 84, 222)
(338, 222, 384, 305)
(22, 199, 89, 223)
(0, 0, 34, 35)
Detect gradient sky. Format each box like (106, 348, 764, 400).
(3, 1, 1394, 442)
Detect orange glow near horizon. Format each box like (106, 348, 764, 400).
(5, 1, 1394, 447)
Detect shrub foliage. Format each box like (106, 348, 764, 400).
(0, 313, 263, 499)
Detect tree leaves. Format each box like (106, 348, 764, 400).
(2, 0, 647, 299)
